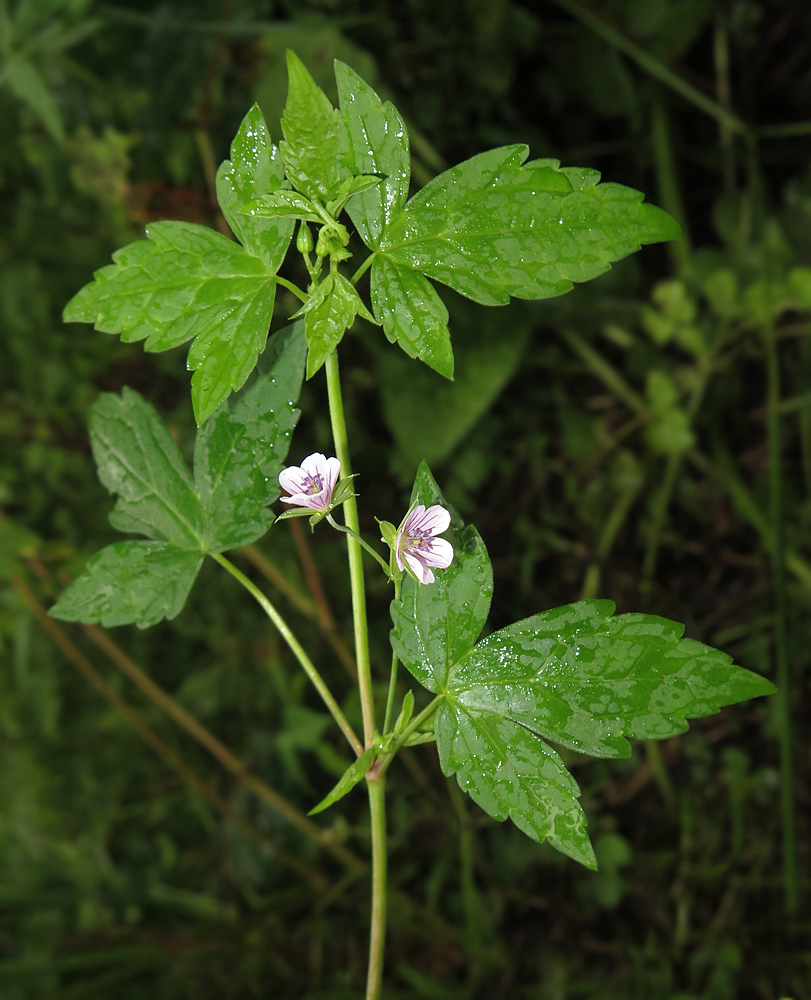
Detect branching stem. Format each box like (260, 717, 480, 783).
(212, 552, 363, 757)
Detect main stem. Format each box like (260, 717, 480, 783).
(324, 351, 376, 746)
(365, 779, 387, 1000)
(324, 350, 387, 998)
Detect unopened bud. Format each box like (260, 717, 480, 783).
(296, 223, 313, 255)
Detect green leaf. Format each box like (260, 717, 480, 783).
(63, 220, 279, 425)
(49, 541, 203, 629)
(296, 271, 377, 379)
(335, 61, 410, 247)
(4, 55, 64, 141)
(326, 173, 382, 217)
(448, 601, 776, 759)
(376, 146, 680, 307)
(370, 256, 453, 378)
(281, 51, 348, 203)
(436, 705, 596, 868)
(246, 189, 324, 223)
(308, 746, 376, 815)
(89, 388, 205, 549)
(391, 469, 774, 864)
(215, 103, 295, 269)
(194, 321, 307, 551)
(390, 463, 493, 694)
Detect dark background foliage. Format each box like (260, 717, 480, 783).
(1, 0, 810, 997)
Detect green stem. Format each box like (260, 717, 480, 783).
(365, 778, 387, 1000)
(326, 514, 392, 577)
(324, 352, 376, 747)
(379, 695, 442, 776)
(764, 323, 799, 915)
(383, 576, 402, 733)
(351, 253, 375, 285)
(276, 275, 309, 303)
(211, 553, 363, 757)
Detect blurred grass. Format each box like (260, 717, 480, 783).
(1, 0, 810, 997)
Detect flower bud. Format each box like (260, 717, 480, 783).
(296, 222, 313, 255)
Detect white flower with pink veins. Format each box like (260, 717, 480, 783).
(278, 453, 342, 512)
(395, 504, 454, 584)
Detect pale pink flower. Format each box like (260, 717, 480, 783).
(279, 453, 341, 511)
(395, 504, 453, 584)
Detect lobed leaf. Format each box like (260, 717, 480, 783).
(215, 103, 295, 269)
(370, 256, 453, 378)
(391, 466, 774, 865)
(194, 321, 307, 551)
(52, 327, 307, 627)
(63, 220, 280, 425)
(247, 189, 324, 223)
(295, 271, 377, 379)
(49, 541, 203, 629)
(335, 60, 410, 248)
(89, 387, 205, 549)
(451, 601, 777, 759)
(280, 51, 348, 203)
(436, 705, 596, 868)
(375, 146, 680, 307)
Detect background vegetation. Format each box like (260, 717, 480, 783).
(1, 0, 809, 996)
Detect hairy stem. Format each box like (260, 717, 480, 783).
(212, 552, 363, 757)
(324, 351, 376, 746)
(365, 778, 387, 1000)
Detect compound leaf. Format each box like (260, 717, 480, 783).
(370, 256, 453, 378)
(281, 50, 348, 203)
(391, 466, 774, 865)
(194, 321, 307, 551)
(436, 704, 595, 868)
(335, 60, 410, 247)
(215, 103, 295, 269)
(89, 387, 205, 549)
(49, 541, 203, 629)
(64, 220, 280, 425)
(451, 601, 777, 759)
(376, 146, 680, 307)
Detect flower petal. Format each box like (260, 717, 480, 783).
(403, 504, 426, 536)
(418, 537, 454, 568)
(394, 530, 406, 572)
(404, 551, 434, 584)
(300, 452, 330, 481)
(324, 457, 342, 494)
(412, 504, 451, 537)
(281, 493, 320, 509)
(279, 467, 307, 495)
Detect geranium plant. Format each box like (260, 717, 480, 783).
(50, 52, 775, 998)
